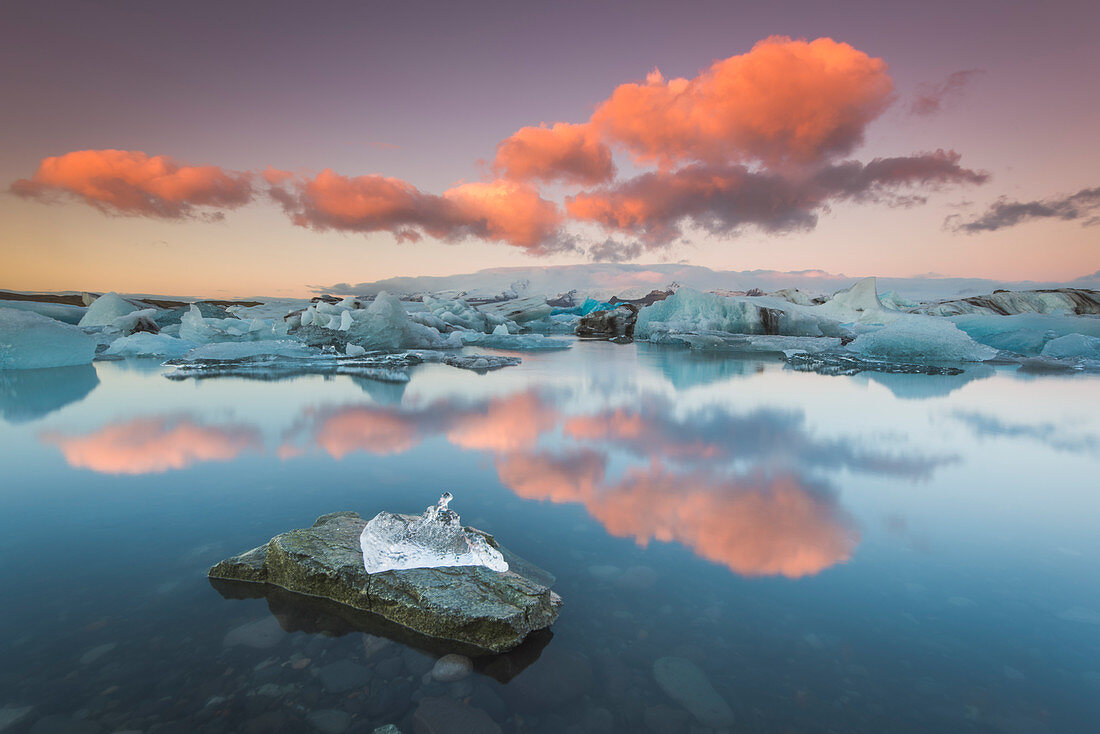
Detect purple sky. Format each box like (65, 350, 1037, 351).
(2, 0, 1097, 297)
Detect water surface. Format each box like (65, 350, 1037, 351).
(2, 342, 1099, 733)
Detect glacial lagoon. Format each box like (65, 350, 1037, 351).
(2, 342, 1099, 733)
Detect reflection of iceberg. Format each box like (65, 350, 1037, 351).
(637, 342, 762, 388)
(0, 364, 99, 423)
(360, 493, 509, 573)
(859, 365, 995, 400)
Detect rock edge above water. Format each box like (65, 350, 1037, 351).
(208, 511, 561, 653)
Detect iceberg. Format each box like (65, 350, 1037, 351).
(181, 340, 320, 361)
(78, 292, 143, 327)
(459, 331, 572, 350)
(1040, 333, 1100, 360)
(360, 493, 509, 574)
(0, 299, 87, 325)
(104, 332, 196, 358)
(950, 313, 1100, 355)
(0, 308, 98, 369)
(845, 316, 997, 363)
(477, 296, 552, 324)
(179, 305, 290, 344)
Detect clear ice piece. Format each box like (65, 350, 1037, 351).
(360, 493, 509, 574)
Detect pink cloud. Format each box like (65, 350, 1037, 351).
(268, 170, 566, 252)
(492, 122, 615, 185)
(11, 149, 254, 219)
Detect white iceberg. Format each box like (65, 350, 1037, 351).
(1040, 333, 1100, 360)
(845, 316, 997, 363)
(104, 332, 196, 358)
(179, 305, 290, 344)
(950, 313, 1100, 355)
(459, 331, 572, 350)
(78, 292, 143, 327)
(0, 308, 98, 369)
(181, 340, 319, 361)
(0, 299, 87, 325)
(360, 493, 509, 574)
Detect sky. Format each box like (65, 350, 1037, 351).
(1, 0, 1097, 298)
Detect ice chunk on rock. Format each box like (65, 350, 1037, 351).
(0, 308, 98, 369)
(78, 292, 142, 327)
(846, 315, 997, 363)
(360, 493, 509, 574)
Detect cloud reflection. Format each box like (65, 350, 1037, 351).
(497, 451, 858, 578)
(43, 416, 261, 474)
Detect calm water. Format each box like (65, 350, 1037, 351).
(2, 341, 1099, 733)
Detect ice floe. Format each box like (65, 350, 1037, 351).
(0, 308, 98, 369)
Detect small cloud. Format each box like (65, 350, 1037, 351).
(587, 238, 643, 262)
(948, 186, 1100, 233)
(369, 141, 401, 151)
(910, 69, 984, 116)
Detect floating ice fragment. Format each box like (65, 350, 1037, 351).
(0, 308, 98, 369)
(845, 316, 997, 363)
(104, 332, 196, 358)
(360, 493, 509, 574)
(78, 292, 141, 327)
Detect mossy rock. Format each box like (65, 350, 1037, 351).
(208, 511, 561, 653)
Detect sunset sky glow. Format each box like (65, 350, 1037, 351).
(1, 0, 1097, 297)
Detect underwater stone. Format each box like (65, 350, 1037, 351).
(209, 510, 561, 653)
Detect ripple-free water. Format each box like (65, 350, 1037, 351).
(1, 342, 1099, 733)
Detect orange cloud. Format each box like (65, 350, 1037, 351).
(497, 452, 858, 578)
(269, 170, 565, 252)
(492, 122, 615, 185)
(589, 36, 893, 168)
(42, 416, 261, 474)
(11, 149, 254, 219)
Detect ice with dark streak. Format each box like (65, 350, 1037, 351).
(359, 492, 509, 574)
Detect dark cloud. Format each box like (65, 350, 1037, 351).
(910, 69, 984, 115)
(567, 151, 987, 245)
(953, 411, 1100, 454)
(949, 187, 1100, 233)
(586, 238, 644, 262)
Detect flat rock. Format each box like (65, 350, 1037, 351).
(79, 642, 116, 665)
(306, 709, 352, 734)
(29, 715, 102, 734)
(316, 659, 370, 693)
(0, 706, 33, 732)
(413, 696, 501, 734)
(223, 617, 286, 649)
(431, 653, 473, 682)
(652, 656, 734, 727)
(209, 512, 561, 653)
(507, 648, 593, 710)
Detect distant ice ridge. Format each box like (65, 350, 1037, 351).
(0, 308, 98, 369)
(360, 493, 509, 574)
